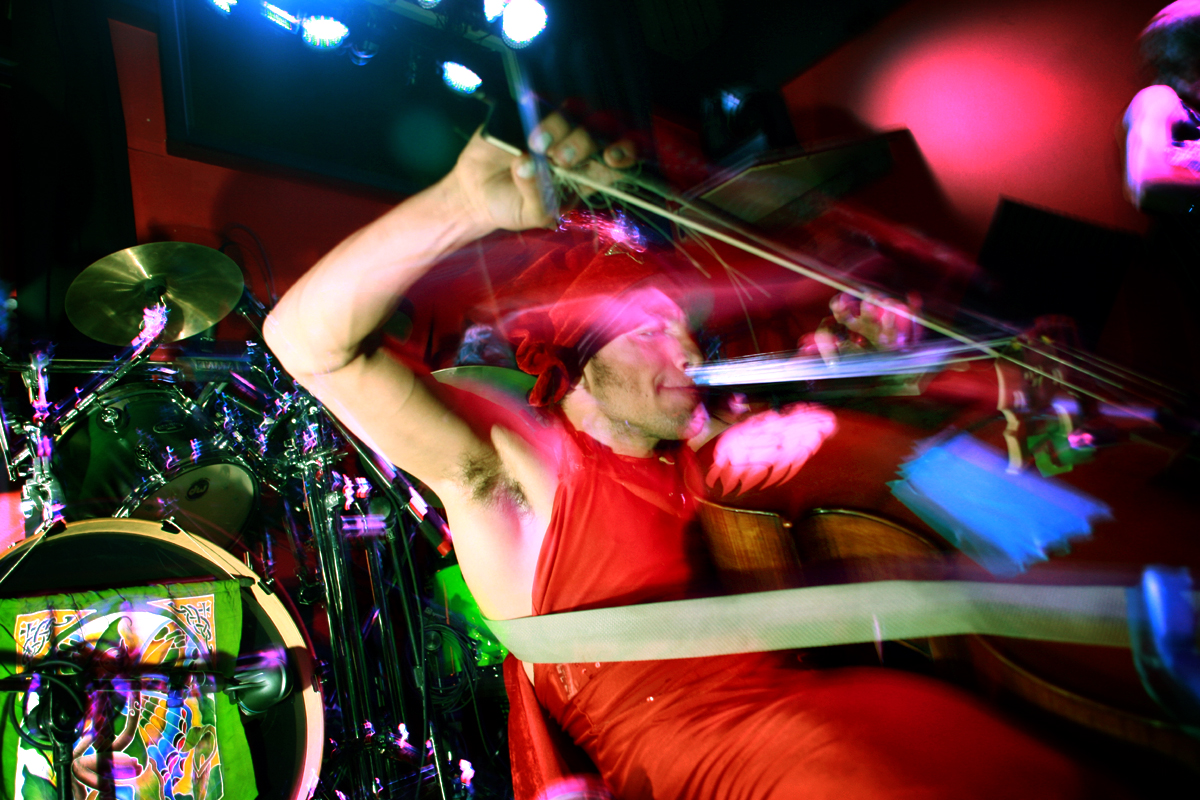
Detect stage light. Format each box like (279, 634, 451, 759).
(442, 62, 482, 94)
(348, 10, 385, 66)
(350, 41, 379, 66)
(721, 90, 743, 115)
(261, 2, 300, 32)
(501, 0, 546, 49)
(418, 0, 442, 8)
(483, 0, 508, 23)
(301, 15, 350, 48)
(208, 0, 237, 15)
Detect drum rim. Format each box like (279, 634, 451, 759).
(53, 379, 262, 541)
(114, 454, 261, 533)
(55, 381, 192, 435)
(2, 518, 324, 800)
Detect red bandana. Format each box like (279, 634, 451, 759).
(504, 241, 679, 406)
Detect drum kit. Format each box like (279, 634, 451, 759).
(0, 244, 494, 800)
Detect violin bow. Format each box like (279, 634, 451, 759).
(548, 159, 1173, 419)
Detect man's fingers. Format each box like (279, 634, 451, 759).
(777, 461, 806, 488)
(814, 327, 840, 365)
(528, 113, 570, 153)
(705, 463, 719, 488)
(510, 156, 554, 228)
(548, 127, 599, 168)
(736, 466, 770, 495)
(531, 113, 628, 168)
(874, 306, 898, 345)
(603, 138, 637, 168)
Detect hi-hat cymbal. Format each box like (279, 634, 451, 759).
(65, 242, 245, 346)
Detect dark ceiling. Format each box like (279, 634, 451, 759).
(0, 0, 910, 342)
(102, 0, 909, 192)
(634, 0, 909, 112)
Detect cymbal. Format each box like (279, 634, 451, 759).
(65, 242, 244, 346)
(432, 365, 536, 401)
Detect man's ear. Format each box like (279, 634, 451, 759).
(559, 371, 592, 423)
(574, 363, 594, 396)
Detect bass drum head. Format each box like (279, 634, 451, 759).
(0, 518, 322, 800)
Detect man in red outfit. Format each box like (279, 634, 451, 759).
(265, 119, 1096, 798)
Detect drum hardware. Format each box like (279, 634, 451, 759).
(354, 500, 413, 754)
(4, 660, 87, 800)
(8, 302, 172, 472)
(2, 357, 180, 376)
(282, 396, 414, 798)
(320, 412, 472, 799)
(0, 255, 468, 798)
(229, 648, 293, 716)
(257, 521, 280, 594)
(328, 411, 455, 557)
(17, 348, 67, 537)
(51, 381, 259, 546)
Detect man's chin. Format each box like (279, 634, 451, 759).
(677, 403, 708, 440)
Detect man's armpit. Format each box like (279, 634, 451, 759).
(459, 448, 530, 510)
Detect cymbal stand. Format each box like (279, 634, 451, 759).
(287, 394, 396, 798)
(7, 303, 170, 475)
(8, 304, 170, 537)
(324, 416, 454, 799)
(17, 347, 64, 536)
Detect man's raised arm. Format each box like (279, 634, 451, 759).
(263, 131, 551, 486)
(263, 124, 635, 619)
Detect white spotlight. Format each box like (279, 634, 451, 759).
(501, 0, 546, 49)
(301, 16, 350, 49)
(483, 0, 508, 23)
(442, 62, 483, 95)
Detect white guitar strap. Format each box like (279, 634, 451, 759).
(484, 579, 1159, 664)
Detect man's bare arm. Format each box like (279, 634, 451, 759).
(264, 124, 634, 618)
(263, 131, 551, 483)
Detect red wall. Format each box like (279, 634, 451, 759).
(108, 19, 396, 300)
(783, 0, 1163, 254)
(107, 19, 557, 358)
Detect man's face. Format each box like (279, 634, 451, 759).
(580, 287, 704, 442)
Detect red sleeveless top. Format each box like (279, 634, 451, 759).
(529, 430, 1098, 800)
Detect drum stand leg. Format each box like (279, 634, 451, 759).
(364, 530, 409, 729)
(293, 404, 404, 799)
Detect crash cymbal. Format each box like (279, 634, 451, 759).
(65, 242, 244, 346)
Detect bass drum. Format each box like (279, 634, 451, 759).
(0, 518, 323, 800)
(52, 383, 258, 548)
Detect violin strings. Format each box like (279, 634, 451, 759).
(552, 162, 1141, 411)
(552, 158, 1188, 422)
(1012, 340, 1169, 409)
(1053, 346, 1188, 400)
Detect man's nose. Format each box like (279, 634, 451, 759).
(671, 336, 702, 371)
